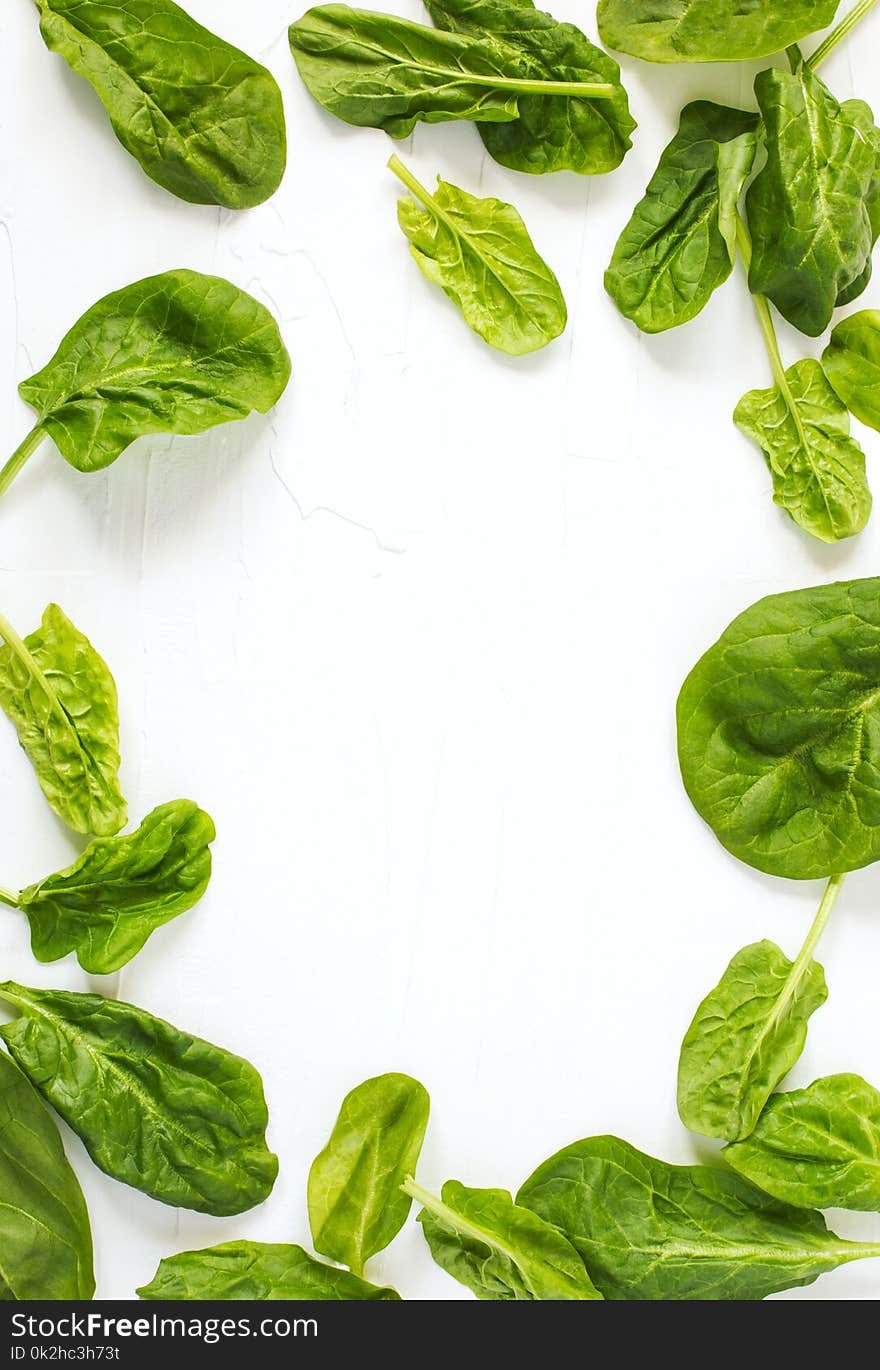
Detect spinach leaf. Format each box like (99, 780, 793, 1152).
(605, 101, 758, 334)
(517, 1135, 880, 1299)
(289, 4, 634, 174)
(733, 358, 871, 543)
(0, 982, 278, 1216)
(678, 934, 830, 1142)
(423, 0, 635, 175)
(823, 309, 880, 431)
(410, 1177, 601, 1300)
(746, 63, 878, 337)
(0, 270, 291, 501)
(677, 577, 880, 878)
(0, 605, 125, 837)
(34, 0, 286, 208)
(9, 800, 214, 975)
(308, 1072, 429, 1276)
(0, 1049, 94, 1301)
(137, 1241, 400, 1300)
(389, 155, 566, 355)
(596, 0, 841, 64)
(725, 1073, 880, 1211)
(835, 137, 880, 306)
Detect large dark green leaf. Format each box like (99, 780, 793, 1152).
(308, 1073, 429, 1275)
(34, 0, 286, 207)
(678, 940, 827, 1142)
(0, 605, 125, 837)
(725, 1074, 880, 1211)
(424, 0, 635, 174)
(414, 1178, 601, 1299)
(0, 1050, 94, 1301)
(15, 800, 215, 974)
(137, 1242, 400, 1300)
(597, 0, 841, 63)
(391, 156, 566, 355)
(677, 577, 880, 878)
(823, 310, 880, 431)
(605, 101, 758, 333)
(0, 982, 278, 1217)
(517, 1135, 880, 1299)
(16, 270, 291, 478)
(746, 63, 878, 337)
(733, 358, 871, 544)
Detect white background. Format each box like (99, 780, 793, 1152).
(1, 0, 879, 1303)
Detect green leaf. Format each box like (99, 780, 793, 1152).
(16, 270, 291, 478)
(517, 1135, 880, 1300)
(34, 0, 286, 208)
(823, 309, 880, 431)
(0, 605, 125, 837)
(676, 577, 880, 879)
(746, 63, 878, 337)
(0, 1050, 94, 1301)
(678, 941, 828, 1142)
(289, 3, 633, 174)
(597, 0, 841, 63)
(605, 101, 758, 334)
(15, 800, 215, 975)
(308, 1073, 429, 1275)
(725, 1074, 880, 1211)
(390, 156, 566, 355)
(137, 1241, 400, 1300)
(412, 1178, 602, 1300)
(733, 358, 870, 544)
(424, 0, 635, 175)
(0, 982, 278, 1217)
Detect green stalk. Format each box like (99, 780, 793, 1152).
(808, 0, 880, 70)
(447, 75, 615, 98)
(388, 154, 436, 209)
(402, 1176, 520, 1262)
(0, 425, 46, 501)
(788, 873, 845, 983)
(0, 887, 20, 909)
(0, 612, 58, 714)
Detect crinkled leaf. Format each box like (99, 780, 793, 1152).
(308, 1073, 429, 1272)
(19, 270, 291, 475)
(425, 0, 635, 174)
(677, 576, 880, 879)
(725, 1073, 880, 1211)
(17, 800, 215, 974)
(0, 1050, 94, 1301)
(734, 358, 870, 544)
(746, 64, 878, 337)
(416, 1179, 601, 1300)
(395, 166, 566, 354)
(597, 0, 841, 63)
(137, 1242, 400, 1300)
(0, 982, 278, 1217)
(34, 0, 286, 208)
(517, 1135, 876, 1300)
(606, 101, 758, 333)
(823, 309, 880, 432)
(678, 940, 828, 1142)
(0, 605, 125, 837)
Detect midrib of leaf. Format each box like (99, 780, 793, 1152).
(405, 1177, 526, 1269)
(634, 181, 720, 313)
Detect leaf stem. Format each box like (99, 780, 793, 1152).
(0, 612, 58, 714)
(0, 425, 45, 501)
(387, 154, 435, 209)
(465, 75, 615, 98)
(402, 1176, 519, 1261)
(0, 887, 20, 909)
(808, 0, 880, 69)
(791, 872, 845, 979)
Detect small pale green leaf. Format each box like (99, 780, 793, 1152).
(823, 309, 880, 432)
(597, 0, 841, 63)
(734, 358, 870, 544)
(308, 1073, 429, 1273)
(517, 1135, 879, 1300)
(0, 605, 125, 837)
(137, 1242, 400, 1300)
(0, 1050, 94, 1300)
(725, 1074, 880, 1212)
(416, 1179, 602, 1300)
(606, 101, 758, 333)
(18, 799, 215, 974)
(0, 982, 278, 1217)
(678, 940, 828, 1142)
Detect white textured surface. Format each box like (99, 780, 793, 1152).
(1, 0, 880, 1302)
